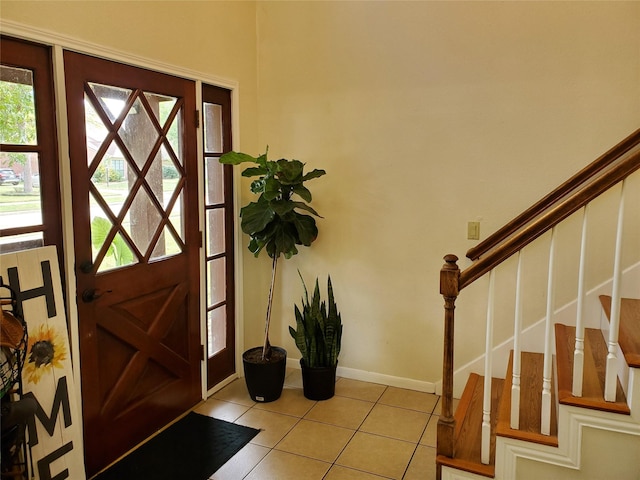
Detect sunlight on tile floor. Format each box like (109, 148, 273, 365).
(194, 368, 459, 480)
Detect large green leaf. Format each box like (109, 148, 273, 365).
(219, 151, 259, 166)
(275, 159, 304, 184)
(302, 168, 326, 182)
(240, 199, 275, 234)
(90, 217, 133, 266)
(243, 166, 269, 178)
(292, 184, 312, 202)
(292, 214, 318, 246)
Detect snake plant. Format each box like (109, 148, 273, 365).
(289, 273, 342, 368)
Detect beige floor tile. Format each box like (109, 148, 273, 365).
(325, 464, 389, 479)
(432, 396, 460, 416)
(194, 398, 250, 422)
(335, 378, 387, 402)
(336, 431, 416, 479)
(420, 414, 438, 447)
(244, 449, 331, 480)
(360, 404, 429, 443)
(275, 419, 355, 463)
(304, 395, 374, 430)
(235, 408, 299, 448)
(253, 386, 316, 417)
(378, 386, 439, 413)
(284, 368, 303, 388)
(210, 443, 269, 480)
(212, 379, 256, 406)
(403, 445, 437, 480)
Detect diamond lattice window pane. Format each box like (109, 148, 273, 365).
(90, 215, 137, 272)
(126, 187, 162, 257)
(145, 92, 182, 166)
(150, 224, 182, 261)
(84, 95, 110, 166)
(88, 83, 132, 123)
(168, 190, 184, 243)
(90, 141, 130, 218)
(118, 96, 159, 170)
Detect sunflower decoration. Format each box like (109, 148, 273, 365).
(23, 324, 67, 384)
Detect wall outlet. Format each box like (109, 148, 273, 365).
(467, 221, 480, 240)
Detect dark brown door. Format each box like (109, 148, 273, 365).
(64, 52, 201, 476)
(202, 84, 235, 389)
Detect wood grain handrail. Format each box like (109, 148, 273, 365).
(466, 128, 640, 262)
(460, 131, 640, 290)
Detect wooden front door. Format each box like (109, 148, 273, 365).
(64, 52, 201, 476)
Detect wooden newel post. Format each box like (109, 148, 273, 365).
(438, 254, 459, 459)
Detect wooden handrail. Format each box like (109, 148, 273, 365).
(459, 144, 640, 290)
(466, 128, 640, 262)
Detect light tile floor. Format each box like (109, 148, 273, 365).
(194, 369, 458, 480)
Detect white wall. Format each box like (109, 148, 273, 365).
(253, 1, 640, 387)
(1, 1, 639, 391)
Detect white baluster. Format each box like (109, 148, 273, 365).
(482, 269, 496, 465)
(511, 251, 523, 429)
(605, 179, 626, 402)
(541, 228, 556, 435)
(572, 205, 589, 397)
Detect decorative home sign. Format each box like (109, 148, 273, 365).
(0, 246, 86, 480)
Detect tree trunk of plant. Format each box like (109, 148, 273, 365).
(262, 255, 278, 361)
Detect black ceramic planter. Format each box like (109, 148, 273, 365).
(242, 346, 287, 402)
(300, 359, 337, 400)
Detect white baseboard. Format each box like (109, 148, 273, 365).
(286, 357, 436, 394)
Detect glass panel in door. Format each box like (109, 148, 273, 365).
(84, 83, 185, 272)
(202, 84, 234, 389)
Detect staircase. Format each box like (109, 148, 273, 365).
(436, 130, 640, 480)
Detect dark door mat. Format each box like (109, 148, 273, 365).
(94, 412, 260, 480)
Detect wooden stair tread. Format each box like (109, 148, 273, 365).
(496, 351, 558, 447)
(555, 323, 630, 414)
(437, 373, 503, 478)
(599, 295, 640, 368)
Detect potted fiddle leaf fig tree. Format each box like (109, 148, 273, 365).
(219, 148, 325, 402)
(289, 272, 343, 400)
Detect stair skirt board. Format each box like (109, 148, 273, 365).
(442, 404, 640, 480)
(495, 405, 640, 480)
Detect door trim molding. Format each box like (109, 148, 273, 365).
(0, 20, 238, 90)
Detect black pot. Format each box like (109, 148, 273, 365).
(243, 346, 287, 402)
(300, 359, 337, 400)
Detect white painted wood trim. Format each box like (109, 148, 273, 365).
(541, 228, 557, 435)
(605, 179, 626, 402)
(496, 404, 640, 479)
(481, 269, 496, 464)
(572, 205, 589, 397)
(511, 251, 523, 429)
